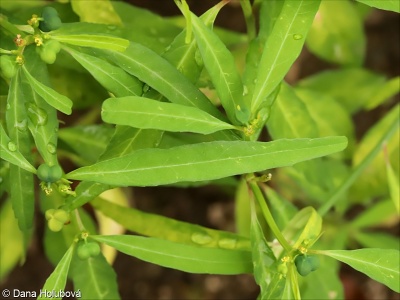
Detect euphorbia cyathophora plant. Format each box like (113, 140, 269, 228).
(1, 0, 399, 299)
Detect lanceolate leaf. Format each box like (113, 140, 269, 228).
(51, 34, 129, 52)
(251, 0, 320, 114)
(250, 199, 276, 296)
(90, 235, 253, 274)
(163, 1, 227, 83)
(70, 252, 120, 300)
(319, 249, 400, 292)
(355, 0, 399, 13)
(5, 69, 34, 251)
(185, 10, 249, 125)
(22, 66, 73, 115)
(66, 137, 348, 186)
(64, 181, 113, 211)
(38, 244, 74, 300)
(91, 197, 251, 250)
(101, 97, 236, 134)
(94, 43, 224, 119)
(0, 124, 36, 173)
(63, 46, 142, 97)
(99, 127, 164, 160)
(22, 46, 59, 166)
(70, 0, 123, 25)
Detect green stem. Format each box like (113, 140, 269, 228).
(318, 117, 399, 216)
(247, 178, 292, 252)
(240, 0, 256, 40)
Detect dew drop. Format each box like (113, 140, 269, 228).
(0, 177, 3, 184)
(6, 103, 11, 110)
(7, 141, 17, 152)
(158, 37, 166, 44)
(191, 232, 213, 245)
(142, 84, 150, 94)
(194, 50, 203, 67)
(15, 119, 27, 132)
(106, 25, 117, 31)
(293, 34, 303, 40)
(26, 103, 48, 126)
(242, 85, 248, 96)
(150, 28, 158, 35)
(47, 142, 56, 154)
(164, 45, 171, 53)
(218, 238, 237, 249)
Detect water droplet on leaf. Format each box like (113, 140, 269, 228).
(6, 103, 10, 110)
(242, 85, 248, 96)
(47, 142, 56, 154)
(218, 238, 237, 249)
(26, 103, 48, 126)
(15, 119, 27, 132)
(106, 25, 117, 31)
(7, 141, 17, 152)
(191, 232, 213, 245)
(293, 34, 303, 40)
(194, 50, 203, 67)
(142, 84, 150, 94)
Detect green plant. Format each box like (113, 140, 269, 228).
(0, 0, 399, 299)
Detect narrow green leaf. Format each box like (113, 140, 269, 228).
(267, 83, 319, 139)
(94, 43, 224, 119)
(5, 68, 34, 251)
(91, 235, 253, 274)
(286, 264, 301, 300)
(235, 179, 252, 237)
(101, 97, 236, 134)
(70, 252, 120, 300)
(21, 46, 59, 166)
(64, 181, 113, 211)
(163, 1, 226, 83)
(366, 76, 400, 110)
(264, 186, 298, 230)
(62, 46, 142, 97)
(283, 207, 322, 249)
(306, 0, 365, 66)
(0, 124, 36, 173)
(58, 125, 114, 165)
(67, 137, 348, 186)
(294, 89, 354, 143)
(351, 199, 398, 228)
(185, 10, 249, 124)
(71, 0, 123, 25)
(351, 104, 399, 201)
(99, 126, 163, 160)
(38, 244, 75, 300)
(319, 249, 400, 292)
(250, 199, 276, 296)
(112, 1, 181, 53)
(263, 272, 286, 299)
(91, 197, 250, 250)
(296, 68, 386, 113)
(386, 158, 400, 214)
(51, 34, 129, 52)
(0, 198, 24, 280)
(354, 231, 400, 250)
(251, 0, 320, 113)
(355, 0, 400, 13)
(22, 65, 73, 115)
